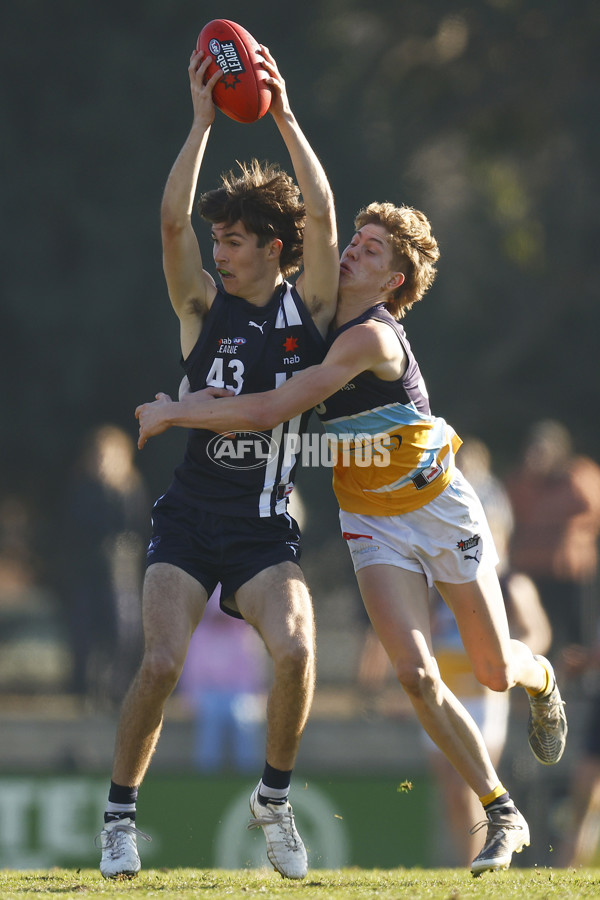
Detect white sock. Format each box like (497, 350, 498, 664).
(258, 780, 289, 804)
(106, 801, 136, 818)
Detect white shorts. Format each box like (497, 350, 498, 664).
(339, 469, 499, 586)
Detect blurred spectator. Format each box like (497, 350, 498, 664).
(178, 587, 268, 772)
(506, 420, 600, 653)
(557, 637, 600, 867)
(59, 425, 149, 707)
(0, 496, 67, 692)
(0, 495, 38, 597)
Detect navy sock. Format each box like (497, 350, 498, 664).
(258, 763, 292, 806)
(484, 792, 515, 814)
(105, 781, 138, 823)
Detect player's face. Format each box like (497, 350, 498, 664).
(339, 224, 397, 297)
(211, 220, 275, 296)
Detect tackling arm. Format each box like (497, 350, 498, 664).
(136, 322, 394, 448)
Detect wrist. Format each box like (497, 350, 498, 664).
(173, 395, 199, 428)
(272, 107, 296, 128)
(189, 116, 213, 137)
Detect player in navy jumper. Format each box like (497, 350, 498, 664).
(99, 45, 338, 880)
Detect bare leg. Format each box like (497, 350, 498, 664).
(430, 753, 487, 865)
(111, 563, 207, 786)
(357, 564, 501, 797)
(439, 569, 547, 695)
(429, 705, 506, 865)
(237, 561, 314, 880)
(235, 561, 315, 771)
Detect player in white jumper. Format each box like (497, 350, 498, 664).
(136, 201, 568, 875)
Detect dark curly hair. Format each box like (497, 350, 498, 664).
(354, 202, 440, 319)
(197, 159, 306, 279)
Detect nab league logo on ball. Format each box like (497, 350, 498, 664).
(207, 432, 279, 470)
(209, 39, 246, 82)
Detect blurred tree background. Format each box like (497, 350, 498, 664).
(1, 0, 599, 590)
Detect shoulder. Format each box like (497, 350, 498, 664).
(338, 316, 403, 359)
(194, 283, 225, 321)
(294, 271, 337, 338)
(178, 271, 218, 329)
(325, 318, 397, 374)
(203, 272, 219, 308)
(283, 282, 327, 343)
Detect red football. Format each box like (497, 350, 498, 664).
(196, 20, 272, 124)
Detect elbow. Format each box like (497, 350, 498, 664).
(160, 200, 187, 237)
(320, 187, 336, 224)
(312, 198, 336, 231)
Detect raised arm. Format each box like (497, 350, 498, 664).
(161, 50, 222, 358)
(136, 321, 405, 448)
(261, 47, 338, 337)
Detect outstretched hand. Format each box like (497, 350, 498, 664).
(188, 48, 222, 126)
(135, 386, 232, 449)
(259, 45, 291, 120)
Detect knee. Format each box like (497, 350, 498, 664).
(139, 646, 183, 693)
(274, 630, 314, 677)
(394, 657, 442, 703)
(473, 661, 512, 693)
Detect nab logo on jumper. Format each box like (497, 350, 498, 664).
(168, 282, 326, 518)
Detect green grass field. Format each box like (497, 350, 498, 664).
(0, 868, 599, 900)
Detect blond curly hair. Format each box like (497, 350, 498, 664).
(354, 202, 440, 318)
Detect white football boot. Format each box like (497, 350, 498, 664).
(98, 817, 151, 878)
(470, 805, 530, 876)
(248, 784, 308, 879)
(528, 655, 568, 765)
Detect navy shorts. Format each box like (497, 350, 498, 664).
(146, 494, 302, 618)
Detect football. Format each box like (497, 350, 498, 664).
(196, 20, 272, 124)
